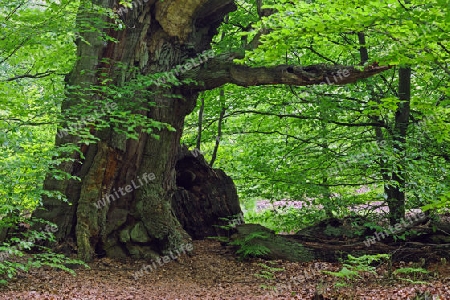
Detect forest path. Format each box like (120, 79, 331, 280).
(0, 240, 449, 299)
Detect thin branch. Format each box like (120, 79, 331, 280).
(317, 181, 379, 187)
(397, 0, 410, 10)
(210, 90, 225, 167)
(0, 37, 30, 66)
(5, 1, 26, 22)
(196, 97, 205, 151)
(237, 130, 317, 144)
(305, 46, 339, 64)
(2, 70, 56, 82)
(438, 42, 450, 55)
(228, 109, 385, 128)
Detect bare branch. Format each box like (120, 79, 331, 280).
(228, 110, 385, 128)
(2, 70, 56, 82)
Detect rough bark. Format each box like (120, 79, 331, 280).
(185, 57, 390, 90)
(172, 146, 241, 239)
(34, 0, 238, 261)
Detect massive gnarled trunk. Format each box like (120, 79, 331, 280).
(35, 0, 239, 261)
(34, 0, 390, 261)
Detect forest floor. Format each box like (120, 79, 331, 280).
(0, 239, 449, 300)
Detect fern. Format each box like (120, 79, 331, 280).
(323, 266, 361, 280)
(254, 262, 284, 279)
(235, 244, 270, 260)
(394, 267, 430, 284)
(255, 261, 285, 293)
(322, 253, 390, 287)
(209, 213, 245, 242)
(230, 231, 271, 260)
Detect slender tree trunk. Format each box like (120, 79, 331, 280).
(196, 97, 205, 151)
(210, 89, 225, 167)
(384, 67, 411, 225)
(357, 32, 410, 224)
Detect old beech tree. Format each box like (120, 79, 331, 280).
(34, 0, 388, 261)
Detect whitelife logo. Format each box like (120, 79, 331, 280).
(363, 211, 426, 247)
(132, 243, 193, 280)
(94, 172, 155, 209)
(153, 50, 215, 86)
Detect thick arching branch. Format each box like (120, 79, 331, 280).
(184, 54, 390, 91)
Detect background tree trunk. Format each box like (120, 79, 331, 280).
(385, 67, 411, 225)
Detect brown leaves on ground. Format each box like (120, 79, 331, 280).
(0, 240, 448, 299)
